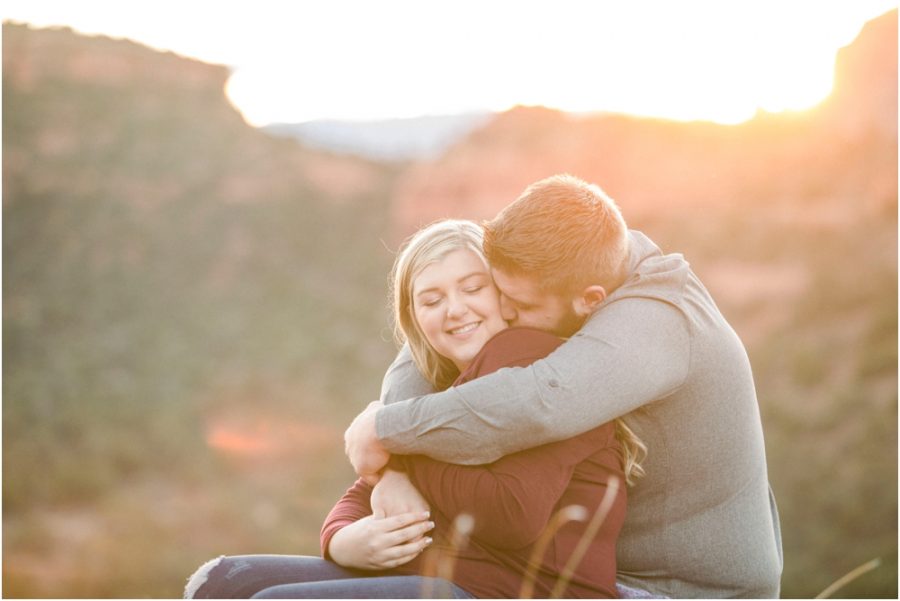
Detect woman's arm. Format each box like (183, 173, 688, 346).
(320, 478, 372, 558)
(394, 424, 615, 549)
(321, 478, 434, 570)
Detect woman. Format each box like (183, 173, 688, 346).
(185, 219, 644, 599)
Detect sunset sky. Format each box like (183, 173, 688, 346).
(3, 0, 897, 126)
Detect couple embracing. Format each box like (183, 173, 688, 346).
(186, 174, 783, 599)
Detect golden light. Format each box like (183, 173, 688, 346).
(204, 413, 336, 461)
(3, 0, 897, 125)
(221, 1, 898, 126)
(476, 1, 895, 125)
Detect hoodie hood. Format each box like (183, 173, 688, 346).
(602, 229, 691, 308)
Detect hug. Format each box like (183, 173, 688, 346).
(186, 174, 783, 598)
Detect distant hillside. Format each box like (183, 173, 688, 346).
(390, 9, 898, 237)
(2, 23, 394, 208)
(3, 22, 402, 597)
(265, 112, 492, 161)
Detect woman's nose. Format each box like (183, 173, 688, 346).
(446, 298, 468, 319)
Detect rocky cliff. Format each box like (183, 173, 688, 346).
(389, 10, 898, 239)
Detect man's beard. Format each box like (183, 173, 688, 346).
(551, 305, 587, 338)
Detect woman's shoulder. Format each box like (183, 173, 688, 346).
(493, 324, 561, 344)
(485, 326, 563, 359)
(458, 327, 563, 384)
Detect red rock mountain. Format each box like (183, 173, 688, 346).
(2, 23, 389, 209)
(390, 9, 898, 240)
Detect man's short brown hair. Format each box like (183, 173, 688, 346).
(483, 174, 630, 295)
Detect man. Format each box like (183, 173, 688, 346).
(345, 174, 783, 598)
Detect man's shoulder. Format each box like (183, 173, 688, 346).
(616, 231, 693, 305)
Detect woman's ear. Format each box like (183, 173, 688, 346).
(572, 285, 607, 317)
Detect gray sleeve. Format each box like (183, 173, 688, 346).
(376, 297, 691, 464)
(379, 342, 436, 405)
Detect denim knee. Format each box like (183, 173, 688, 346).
(185, 555, 257, 599)
(184, 556, 225, 599)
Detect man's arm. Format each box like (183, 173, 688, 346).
(379, 342, 435, 405)
(377, 298, 691, 464)
(343, 344, 437, 482)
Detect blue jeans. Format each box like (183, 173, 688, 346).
(184, 554, 474, 599)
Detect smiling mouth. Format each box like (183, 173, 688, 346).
(449, 322, 480, 335)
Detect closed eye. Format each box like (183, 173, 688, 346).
(505, 297, 534, 311)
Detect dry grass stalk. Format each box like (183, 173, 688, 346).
(422, 512, 475, 598)
(519, 504, 589, 599)
(815, 557, 882, 599)
(550, 475, 621, 599)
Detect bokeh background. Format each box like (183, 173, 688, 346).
(3, 4, 897, 598)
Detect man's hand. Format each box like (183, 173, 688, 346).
(371, 469, 430, 518)
(327, 511, 434, 570)
(345, 400, 390, 483)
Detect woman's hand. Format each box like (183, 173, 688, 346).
(327, 511, 434, 570)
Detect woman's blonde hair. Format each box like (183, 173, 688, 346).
(390, 219, 487, 391)
(389, 218, 646, 485)
(616, 420, 647, 486)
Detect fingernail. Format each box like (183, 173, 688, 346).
(427, 521, 435, 529)
(422, 511, 430, 519)
(424, 537, 433, 545)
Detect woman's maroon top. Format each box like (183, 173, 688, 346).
(321, 327, 626, 598)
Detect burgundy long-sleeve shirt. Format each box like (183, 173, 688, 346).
(321, 327, 626, 598)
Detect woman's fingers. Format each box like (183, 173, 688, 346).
(378, 535, 433, 568)
(365, 513, 435, 568)
(386, 518, 435, 546)
(364, 510, 434, 567)
(391, 535, 434, 559)
(370, 511, 433, 543)
(384, 549, 426, 568)
(382, 511, 431, 531)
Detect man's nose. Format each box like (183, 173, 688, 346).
(499, 295, 517, 322)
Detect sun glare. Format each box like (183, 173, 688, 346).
(223, 1, 896, 127)
(482, 1, 895, 126)
(3, 0, 897, 126)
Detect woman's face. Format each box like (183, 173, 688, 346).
(412, 248, 507, 371)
